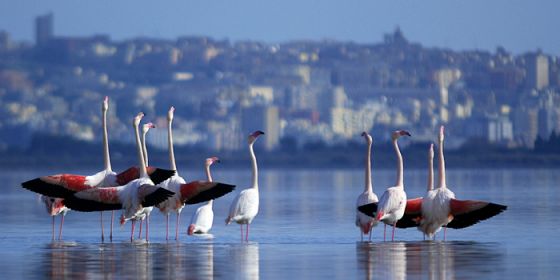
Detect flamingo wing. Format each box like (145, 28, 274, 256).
(446, 199, 507, 229)
(63, 187, 123, 212)
(116, 166, 175, 186)
(180, 181, 236, 205)
(357, 202, 378, 218)
(22, 174, 89, 198)
(138, 184, 176, 207)
(396, 197, 423, 228)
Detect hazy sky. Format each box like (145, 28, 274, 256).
(1, 0, 559, 55)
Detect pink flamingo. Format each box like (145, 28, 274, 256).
(188, 157, 220, 235)
(226, 131, 265, 242)
(355, 132, 378, 242)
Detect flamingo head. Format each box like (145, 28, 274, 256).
(391, 130, 411, 140)
(187, 224, 196, 235)
(206, 157, 220, 167)
(119, 214, 126, 226)
(361, 131, 373, 145)
(375, 211, 385, 221)
(133, 112, 145, 127)
(142, 122, 155, 134)
(248, 130, 265, 144)
(168, 106, 175, 122)
(102, 96, 109, 112)
(439, 125, 445, 142)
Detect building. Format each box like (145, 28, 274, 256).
(526, 53, 549, 90)
(35, 13, 53, 46)
(241, 105, 280, 151)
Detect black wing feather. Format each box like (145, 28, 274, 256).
(185, 183, 236, 205)
(149, 169, 176, 185)
(395, 213, 422, 228)
(357, 202, 378, 218)
(63, 196, 122, 212)
(21, 178, 76, 198)
(143, 187, 175, 207)
(446, 203, 507, 229)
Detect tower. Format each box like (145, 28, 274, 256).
(35, 13, 53, 46)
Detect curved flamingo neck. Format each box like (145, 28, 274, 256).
(393, 138, 404, 187)
(102, 107, 112, 172)
(364, 140, 373, 193)
(427, 155, 434, 191)
(168, 119, 177, 173)
(142, 130, 149, 166)
(134, 120, 148, 178)
(438, 139, 446, 189)
(205, 164, 213, 182)
(249, 142, 258, 189)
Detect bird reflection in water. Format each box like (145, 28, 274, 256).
(223, 243, 260, 280)
(357, 241, 504, 279)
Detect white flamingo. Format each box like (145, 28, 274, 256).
(375, 130, 410, 241)
(62, 112, 175, 241)
(136, 122, 156, 240)
(355, 131, 378, 242)
(188, 157, 220, 235)
(41, 196, 69, 240)
(157, 107, 236, 240)
(226, 130, 265, 242)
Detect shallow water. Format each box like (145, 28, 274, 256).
(2, 168, 559, 279)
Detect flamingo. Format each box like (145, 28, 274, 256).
(61, 112, 175, 241)
(136, 122, 156, 240)
(390, 126, 508, 240)
(21, 98, 175, 205)
(41, 196, 69, 240)
(188, 157, 220, 235)
(157, 106, 236, 240)
(358, 130, 411, 241)
(355, 132, 379, 242)
(226, 130, 265, 242)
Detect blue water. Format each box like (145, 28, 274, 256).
(1, 168, 558, 279)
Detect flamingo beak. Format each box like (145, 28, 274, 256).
(361, 131, 367, 137)
(376, 211, 384, 221)
(187, 224, 195, 235)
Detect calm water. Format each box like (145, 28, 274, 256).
(1, 168, 558, 279)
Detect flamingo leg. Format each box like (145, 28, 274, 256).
(58, 215, 65, 241)
(130, 220, 136, 241)
(360, 231, 363, 242)
(138, 219, 143, 239)
(175, 212, 180, 241)
(444, 227, 447, 241)
(391, 223, 396, 241)
(368, 227, 373, 242)
(246, 224, 250, 242)
(101, 212, 105, 242)
(110, 211, 114, 241)
(166, 214, 170, 241)
(51, 216, 55, 240)
(146, 214, 150, 242)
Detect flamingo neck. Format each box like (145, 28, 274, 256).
(364, 141, 373, 193)
(142, 131, 149, 166)
(438, 140, 446, 189)
(249, 142, 258, 189)
(427, 156, 434, 191)
(102, 108, 112, 172)
(393, 138, 404, 187)
(205, 164, 213, 182)
(168, 120, 177, 173)
(134, 121, 148, 178)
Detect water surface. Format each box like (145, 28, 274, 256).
(1, 168, 558, 279)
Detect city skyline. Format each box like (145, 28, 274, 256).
(1, 0, 559, 56)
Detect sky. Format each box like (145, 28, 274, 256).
(0, 0, 559, 56)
